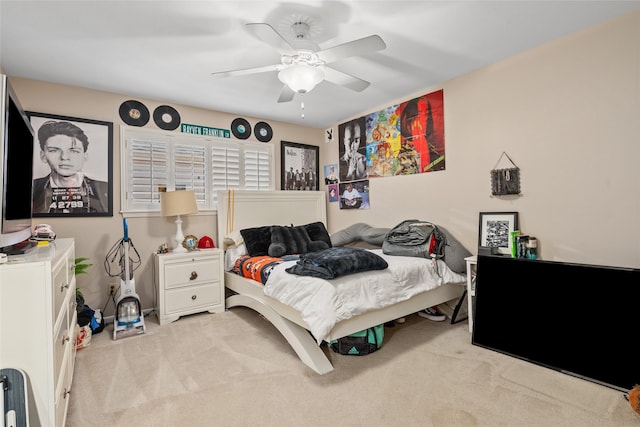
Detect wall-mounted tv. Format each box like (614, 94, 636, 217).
(0, 74, 35, 253)
(472, 255, 640, 392)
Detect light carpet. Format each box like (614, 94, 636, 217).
(66, 309, 638, 427)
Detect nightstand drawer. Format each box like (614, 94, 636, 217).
(163, 258, 220, 289)
(164, 282, 220, 314)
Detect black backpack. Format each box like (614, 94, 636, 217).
(329, 325, 384, 356)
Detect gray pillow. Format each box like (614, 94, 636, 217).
(331, 222, 470, 274)
(438, 225, 472, 273)
(330, 223, 390, 247)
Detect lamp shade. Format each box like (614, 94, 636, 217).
(278, 64, 324, 94)
(160, 190, 198, 217)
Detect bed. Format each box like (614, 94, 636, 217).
(216, 190, 466, 375)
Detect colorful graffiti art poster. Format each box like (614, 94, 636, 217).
(340, 89, 445, 179)
(365, 105, 401, 177)
(396, 89, 445, 174)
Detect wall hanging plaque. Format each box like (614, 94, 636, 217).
(490, 151, 521, 196)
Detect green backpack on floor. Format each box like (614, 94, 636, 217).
(328, 324, 384, 356)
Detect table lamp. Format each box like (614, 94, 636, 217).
(160, 190, 198, 253)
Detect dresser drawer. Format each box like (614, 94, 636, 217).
(164, 282, 220, 314)
(53, 311, 69, 393)
(54, 276, 75, 396)
(163, 257, 220, 289)
(52, 260, 71, 326)
(55, 342, 74, 427)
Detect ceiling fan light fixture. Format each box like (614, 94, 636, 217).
(278, 63, 324, 94)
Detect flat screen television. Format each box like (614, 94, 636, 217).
(0, 74, 35, 254)
(472, 255, 640, 392)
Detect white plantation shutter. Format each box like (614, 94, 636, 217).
(210, 143, 241, 205)
(244, 146, 271, 190)
(121, 127, 274, 213)
(126, 138, 169, 210)
(174, 144, 207, 205)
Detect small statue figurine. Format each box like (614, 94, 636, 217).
(157, 243, 169, 254)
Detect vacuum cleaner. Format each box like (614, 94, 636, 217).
(105, 218, 146, 340)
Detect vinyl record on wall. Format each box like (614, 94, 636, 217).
(119, 100, 150, 127)
(254, 121, 273, 142)
(231, 117, 251, 139)
(153, 105, 181, 130)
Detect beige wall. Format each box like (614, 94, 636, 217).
(9, 78, 323, 314)
(8, 10, 640, 315)
(323, 9, 640, 267)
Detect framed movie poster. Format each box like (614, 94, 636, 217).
(281, 141, 319, 191)
(478, 211, 519, 255)
(28, 111, 113, 217)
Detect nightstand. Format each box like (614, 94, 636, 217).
(465, 255, 477, 333)
(154, 248, 224, 325)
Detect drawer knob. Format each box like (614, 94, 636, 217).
(191, 295, 197, 301)
(60, 282, 70, 292)
(190, 271, 198, 280)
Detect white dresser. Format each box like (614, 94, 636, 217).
(154, 248, 224, 325)
(0, 238, 77, 427)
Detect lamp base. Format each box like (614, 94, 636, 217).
(172, 215, 187, 253)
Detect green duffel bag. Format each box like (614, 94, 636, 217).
(329, 324, 384, 356)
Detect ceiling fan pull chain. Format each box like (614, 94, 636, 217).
(300, 95, 305, 119)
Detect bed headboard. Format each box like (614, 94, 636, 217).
(216, 190, 327, 248)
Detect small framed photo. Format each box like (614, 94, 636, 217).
(327, 184, 339, 203)
(281, 141, 319, 191)
(478, 212, 519, 255)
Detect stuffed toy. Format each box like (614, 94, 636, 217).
(268, 225, 328, 257)
(627, 384, 640, 416)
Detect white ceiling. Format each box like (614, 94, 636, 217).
(1, 1, 638, 129)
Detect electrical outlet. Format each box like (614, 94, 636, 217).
(108, 282, 117, 296)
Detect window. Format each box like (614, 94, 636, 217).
(121, 127, 274, 213)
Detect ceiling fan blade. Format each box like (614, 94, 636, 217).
(211, 64, 283, 79)
(277, 85, 296, 103)
(323, 67, 370, 92)
(317, 35, 386, 64)
(246, 22, 297, 55)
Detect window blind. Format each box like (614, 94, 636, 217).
(121, 127, 274, 213)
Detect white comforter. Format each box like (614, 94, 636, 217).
(263, 249, 466, 344)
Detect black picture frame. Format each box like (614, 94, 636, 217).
(28, 111, 114, 217)
(478, 211, 519, 255)
(281, 141, 319, 191)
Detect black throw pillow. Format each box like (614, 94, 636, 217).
(304, 221, 332, 248)
(239, 226, 272, 257)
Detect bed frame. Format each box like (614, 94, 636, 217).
(216, 190, 464, 375)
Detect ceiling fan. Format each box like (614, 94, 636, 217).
(211, 21, 386, 103)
